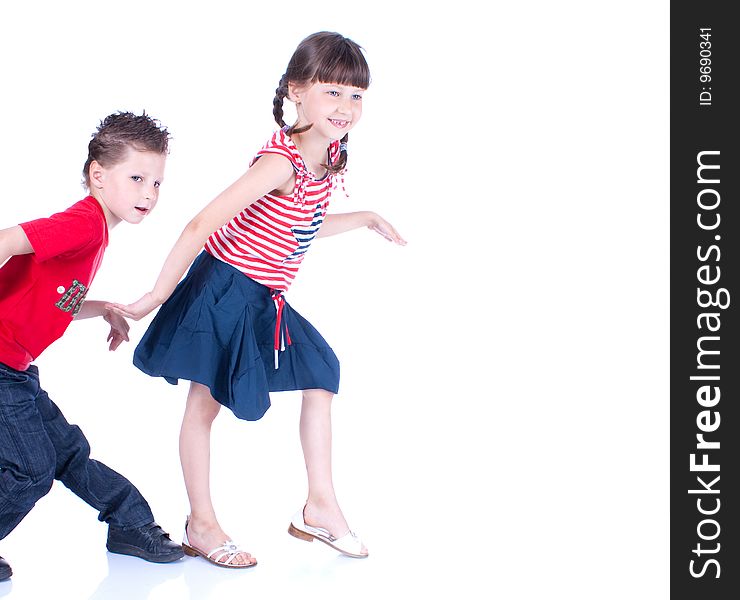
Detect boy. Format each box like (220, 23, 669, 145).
(0, 112, 183, 582)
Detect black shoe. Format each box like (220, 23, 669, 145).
(107, 522, 184, 563)
(0, 556, 11, 581)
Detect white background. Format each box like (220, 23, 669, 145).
(0, 1, 668, 598)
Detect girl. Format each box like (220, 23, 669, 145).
(108, 32, 405, 568)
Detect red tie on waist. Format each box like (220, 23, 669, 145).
(271, 290, 292, 369)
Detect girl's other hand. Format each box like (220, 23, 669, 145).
(368, 213, 407, 246)
(106, 292, 161, 322)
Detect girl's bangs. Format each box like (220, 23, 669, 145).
(314, 46, 370, 89)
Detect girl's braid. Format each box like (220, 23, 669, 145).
(272, 74, 289, 128)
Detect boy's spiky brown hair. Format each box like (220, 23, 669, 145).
(82, 111, 170, 187)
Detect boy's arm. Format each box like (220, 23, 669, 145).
(317, 212, 407, 245)
(74, 300, 109, 320)
(74, 300, 130, 351)
(2, 224, 128, 350)
(0, 226, 33, 267)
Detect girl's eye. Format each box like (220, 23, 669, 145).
(154, 181, 161, 188)
(131, 175, 143, 182)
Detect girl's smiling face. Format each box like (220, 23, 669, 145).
(290, 81, 365, 141)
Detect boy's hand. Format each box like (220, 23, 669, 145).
(103, 310, 130, 351)
(106, 293, 161, 322)
(367, 214, 407, 246)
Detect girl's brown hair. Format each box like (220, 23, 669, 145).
(273, 32, 370, 174)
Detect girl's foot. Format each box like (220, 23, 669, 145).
(300, 501, 368, 556)
(184, 516, 257, 567)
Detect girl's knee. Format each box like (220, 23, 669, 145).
(302, 388, 334, 404)
(303, 389, 334, 410)
(186, 382, 222, 422)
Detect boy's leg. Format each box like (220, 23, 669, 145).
(35, 384, 153, 529)
(0, 363, 57, 581)
(0, 364, 56, 540)
(34, 375, 182, 562)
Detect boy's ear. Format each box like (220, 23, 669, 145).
(89, 160, 104, 188)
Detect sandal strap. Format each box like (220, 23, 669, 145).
(206, 541, 237, 558)
(207, 541, 243, 563)
(330, 530, 363, 554)
(292, 511, 365, 555)
(301, 523, 337, 542)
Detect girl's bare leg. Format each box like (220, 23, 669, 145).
(180, 381, 255, 565)
(299, 388, 368, 555)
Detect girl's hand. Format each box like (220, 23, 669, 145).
(103, 310, 130, 351)
(106, 292, 162, 322)
(368, 213, 407, 245)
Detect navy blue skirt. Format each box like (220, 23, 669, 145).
(133, 252, 340, 421)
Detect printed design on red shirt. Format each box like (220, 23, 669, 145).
(54, 279, 88, 315)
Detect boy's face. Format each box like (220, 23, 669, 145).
(90, 148, 166, 227)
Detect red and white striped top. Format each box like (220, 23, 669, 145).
(205, 129, 341, 291)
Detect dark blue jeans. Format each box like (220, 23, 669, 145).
(0, 362, 153, 540)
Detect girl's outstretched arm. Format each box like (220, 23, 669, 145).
(107, 154, 294, 321)
(318, 211, 406, 245)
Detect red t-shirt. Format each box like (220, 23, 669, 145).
(0, 196, 108, 371)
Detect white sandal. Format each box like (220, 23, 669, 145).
(288, 509, 368, 558)
(182, 517, 257, 568)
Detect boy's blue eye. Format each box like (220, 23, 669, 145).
(328, 90, 340, 97)
(352, 94, 363, 101)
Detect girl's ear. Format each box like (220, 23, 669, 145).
(287, 82, 305, 103)
(89, 160, 105, 189)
